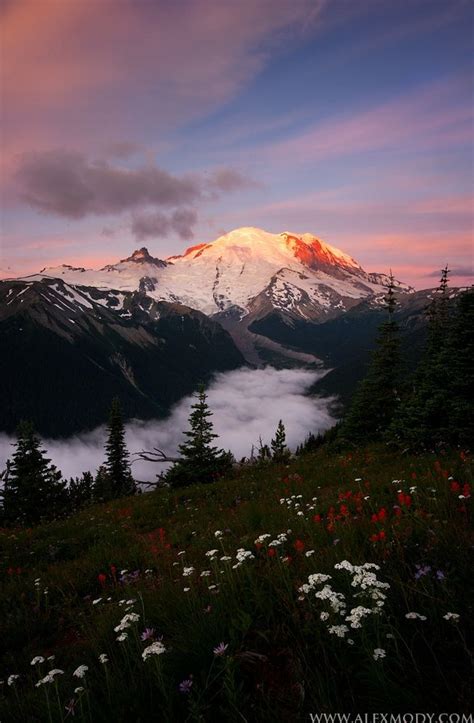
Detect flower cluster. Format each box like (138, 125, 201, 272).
(298, 561, 390, 651)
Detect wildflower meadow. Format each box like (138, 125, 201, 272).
(0, 445, 472, 720)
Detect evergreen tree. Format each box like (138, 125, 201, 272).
(340, 272, 402, 444)
(256, 436, 272, 464)
(2, 422, 67, 525)
(270, 420, 290, 463)
(390, 266, 455, 448)
(448, 288, 474, 446)
(93, 465, 113, 503)
(102, 398, 136, 499)
(165, 385, 232, 487)
(68, 471, 94, 511)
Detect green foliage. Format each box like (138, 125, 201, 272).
(165, 385, 233, 487)
(67, 472, 95, 511)
(390, 273, 473, 449)
(0, 445, 472, 720)
(340, 273, 402, 444)
(1, 421, 67, 525)
(270, 419, 290, 463)
(97, 398, 136, 500)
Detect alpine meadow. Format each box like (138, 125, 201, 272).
(0, 1, 473, 722)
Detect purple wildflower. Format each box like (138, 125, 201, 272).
(414, 565, 431, 580)
(179, 679, 193, 694)
(141, 627, 155, 641)
(436, 570, 446, 581)
(213, 642, 229, 657)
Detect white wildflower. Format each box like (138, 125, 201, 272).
(373, 648, 386, 661)
(405, 612, 427, 620)
(7, 674, 19, 686)
(30, 656, 45, 666)
(73, 665, 88, 679)
(182, 567, 195, 577)
(328, 625, 349, 638)
(99, 654, 109, 664)
(443, 612, 460, 622)
(142, 641, 166, 660)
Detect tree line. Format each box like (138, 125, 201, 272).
(0, 390, 291, 527)
(338, 269, 473, 449)
(1, 269, 470, 526)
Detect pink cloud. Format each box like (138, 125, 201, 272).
(1, 0, 325, 161)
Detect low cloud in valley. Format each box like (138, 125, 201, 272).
(0, 367, 336, 483)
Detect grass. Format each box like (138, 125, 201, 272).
(0, 445, 473, 721)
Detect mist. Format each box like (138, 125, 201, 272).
(0, 367, 336, 483)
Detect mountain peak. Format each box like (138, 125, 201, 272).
(120, 247, 166, 266)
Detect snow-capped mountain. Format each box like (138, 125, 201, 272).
(28, 227, 413, 322)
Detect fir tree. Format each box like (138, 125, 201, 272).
(256, 436, 272, 463)
(340, 272, 402, 444)
(448, 288, 474, 446)
(93, 465, 112, 503)
(390, 266, 455, 448)
(102, 398, 136, 499)
(2, 422, 67, 525)
(68, 471, 94, 511)
(270, 420, 290, 463)
(165, 385, 232, 487)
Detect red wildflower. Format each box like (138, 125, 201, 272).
(372, 507, 387, 523)
(313, 514, 322, 523)
(462, 483, 471, 498)
(450, 481, 460, 492)
(267, 548, 276, 558)
(293, 539, 305, 553)
(98, 573, 107, 587)
(339, 504, 350, 517)
(397, 492, 412, 507)
(110, 565, 117, 577)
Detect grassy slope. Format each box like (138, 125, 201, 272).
(1, 446, 473, 721)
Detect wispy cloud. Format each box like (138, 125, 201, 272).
(260, 74, 472, 165)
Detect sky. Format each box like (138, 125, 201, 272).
(1, 0, 473, 288)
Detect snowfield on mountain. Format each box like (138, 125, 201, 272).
(23, 227, 414, 321)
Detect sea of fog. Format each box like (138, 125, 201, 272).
(0, 367, 337, 483)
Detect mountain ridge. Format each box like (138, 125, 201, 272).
(20, 227, 414, 323)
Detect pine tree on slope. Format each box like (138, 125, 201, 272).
(166, 385, 233, 487)
(389, 266, 455, 448)
(2, 421, 67, 525)
(448, 288, 474, 446)
(101, 398, 136, 499)
(340, 272, 402, 445)
(271, 420, 290, 463)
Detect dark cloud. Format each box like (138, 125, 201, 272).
(15, 150, 203, 219)
(425, 266, 474, 277)
(102, 141, 144, 159)
(207, 168, 260, 193)
(131, 208, 198, 241)
(14, 152, 257, 237)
